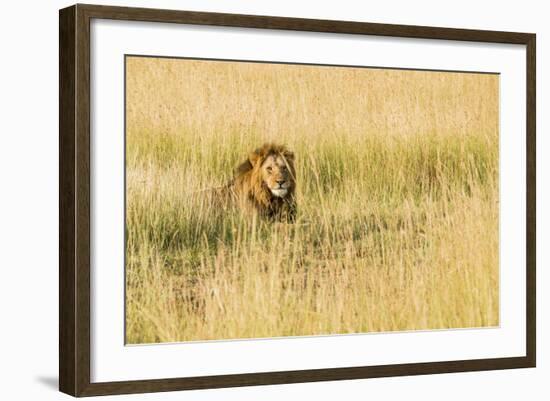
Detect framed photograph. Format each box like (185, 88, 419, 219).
(59, 4, 536, 397)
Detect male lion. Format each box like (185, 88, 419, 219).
(212, 143, 296, 222)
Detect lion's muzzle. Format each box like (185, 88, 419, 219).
(270, 187, 288, 198)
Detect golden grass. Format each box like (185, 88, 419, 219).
(125, 56, 499, 344)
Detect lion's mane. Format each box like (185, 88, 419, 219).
(227, 143, 297, 222)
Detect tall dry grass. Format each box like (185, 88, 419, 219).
(125, 57, 499, 344)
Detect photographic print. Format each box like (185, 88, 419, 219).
(125, 56, 499, 344)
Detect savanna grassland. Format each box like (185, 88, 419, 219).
(125, 56, 499, 344)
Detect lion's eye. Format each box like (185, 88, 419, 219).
(266, 166, 272, 173)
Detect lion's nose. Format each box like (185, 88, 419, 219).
(276, 179, 285, 186)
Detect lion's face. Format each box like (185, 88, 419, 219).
(231, 143, 296, 221)
(260, 153, 294, 198)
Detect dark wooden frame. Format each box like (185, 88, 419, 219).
(59, 3, 536, 397)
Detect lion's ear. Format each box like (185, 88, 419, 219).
(249, 150, 262, 166)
